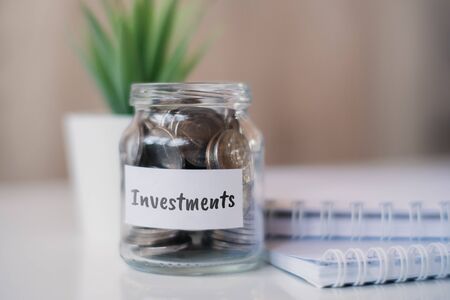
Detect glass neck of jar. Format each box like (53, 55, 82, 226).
(134, 102, 250, 112)
(130, 83, 251, 112)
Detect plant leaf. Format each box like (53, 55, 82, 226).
(102, 0, 123, 37)
(158, 0, 207, 81)
(132, 0, 154, 80)
(149, 0, 178, 81)
(80, 42, 122, 113)
(81, 3, 124, 113)
(115, 16, 136, 114)
(79, 0, 211, 114)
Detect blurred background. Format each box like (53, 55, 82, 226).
(1, 0, 449, 181)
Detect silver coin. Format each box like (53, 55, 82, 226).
(127, 233, 177, 241)
(126, 227, 179, 246)
(213, 129, 251, 170)
(170, 107, 224, 168)
(211, 231, 257, 244)
(139, 121, 184, 169)
(211, 239, 255, 251)
(205, 131, 221, 169)
(128, 227, 179, 239)
(211, 235, 256, 246)
(212, 229, 257, 238)
(225, 227, 256, 236)
(225, 229, 256, 237)
(133, 237, 191, 257)
(158, 109, 180, 128)
(126, 234, 179, 246)
(206, 130, 254, 185)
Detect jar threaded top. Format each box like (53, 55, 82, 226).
(130, 82, 251, 107)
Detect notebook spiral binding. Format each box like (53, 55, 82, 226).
(440, 201, 450, 239)
(265, 200, 450, 240)
(379, 202, 393, 241)
(409, 202, 423, 240)
(350, 202, 363, 241)
(320, 242, 450, 287)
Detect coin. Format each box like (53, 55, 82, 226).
(158, 109, 179, 128)
(126, 227, 180, 246)
(138, 120, 184, 169)
(126, 234, 179, 247)
(129, 227, 179, 237)
(205, 131, 221, 169)
(211, 239, 255, 252)
(225, 224, 256, 235)
(133, 236, 192, 257)
(206, 128, 253, 199)
(170, 107, 224, 168)
(211, 231, 257, 244)
(209, 231, 258, 243)
(213, 129, 251, 170)
(212, 229, 256, 238)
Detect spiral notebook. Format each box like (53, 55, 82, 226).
(265, 200, 450, 240)
(264, 160, 450, 287)
(266, 238, 450, 288)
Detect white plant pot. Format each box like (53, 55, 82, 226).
(64, 114, 132, 242)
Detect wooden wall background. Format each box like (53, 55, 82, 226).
(1, 0, 449, 181)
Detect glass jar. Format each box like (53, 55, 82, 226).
(119, 82, 264, 275)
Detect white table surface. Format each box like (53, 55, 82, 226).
(1, 181, 450, 300)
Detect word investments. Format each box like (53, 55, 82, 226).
(130, 189, 236, 211)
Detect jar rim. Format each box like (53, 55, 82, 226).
(130, 82, 251, 106)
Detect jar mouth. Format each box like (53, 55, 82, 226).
(130, 82, 251, 107)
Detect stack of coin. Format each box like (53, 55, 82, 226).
(127, 227, 191, 257)
(209, 212, 259, 252)
(123, 106, 257, 256)
(135, 107, 251, 173)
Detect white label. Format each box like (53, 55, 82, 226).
(124, 165, 243, 230)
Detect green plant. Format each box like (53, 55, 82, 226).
(80, 0, 208, 114)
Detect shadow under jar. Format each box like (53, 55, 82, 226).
(119, 83, 264, 275)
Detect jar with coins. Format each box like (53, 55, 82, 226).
(119, 83, 264, 275)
